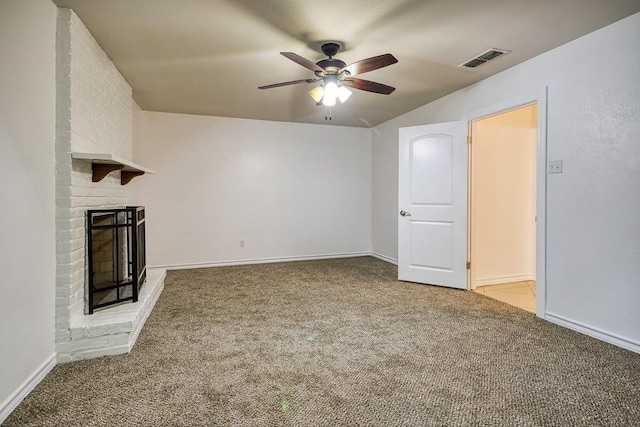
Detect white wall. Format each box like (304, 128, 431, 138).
(471, 106, 536, 286)
(0, 0, 57, 420)
(133, 112, 371, 267)
(371, 12, 640, 349)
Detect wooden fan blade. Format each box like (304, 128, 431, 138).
(342, 78, 395, 95)
(339, 54, 397, 76)
(281, 52, 325, 74)
(258, 78, 319, 90)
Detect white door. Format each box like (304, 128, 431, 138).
(398, 121, 468, 289)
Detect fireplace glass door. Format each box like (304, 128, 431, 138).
(87, 207, 146, 313)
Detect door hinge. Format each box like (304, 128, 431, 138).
(466, 261, 471, 270)
(467, 136, 472, 145)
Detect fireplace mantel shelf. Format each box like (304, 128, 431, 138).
(72, 152, 155, 185)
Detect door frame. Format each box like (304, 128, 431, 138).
(464, 87, 548, 319)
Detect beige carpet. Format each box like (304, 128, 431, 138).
(5, 257, 640, 426)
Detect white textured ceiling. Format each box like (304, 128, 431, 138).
(52, 0, 640, 127)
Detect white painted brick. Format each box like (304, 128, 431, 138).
(55, 303, 70, 316)
(56, 354, 72, 364)
(70, 321, 134, 340)
(55, 207, 72, 220)
(57, 227, 72, 240)
(56, 329, 71, 342)
(55, 197, 71, 208)
(70, 345, 130, 361)
(56, 270, 71, 284)
(55, 286, 71, 298)
(55, 317, 70, 330)
(70, 301, 84, 318)
(56, 240, 72, 254)
(56, 263, 72, 276)
(57, 172, 72, 188)
(76, 333, 129, 351)
(70, 217, 84, 229)
(56, 250, 72, 265)
(55, 9, 141, 360)
(71, 237, 84, 252)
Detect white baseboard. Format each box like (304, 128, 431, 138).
(0, 353, 56, 424)
(152, 252, 372, 270)
(474, 273, 536, 287)
(546, 313, 640, 354)
(370, 252, 398, 265)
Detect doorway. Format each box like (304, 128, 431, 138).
(469, 104, 537, 312)
(397, 88, 547, 317)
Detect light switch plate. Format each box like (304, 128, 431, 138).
(548, 160, 563, 174)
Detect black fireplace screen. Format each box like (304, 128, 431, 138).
(87, 207, 146, 313)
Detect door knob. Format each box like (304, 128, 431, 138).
(400, 210, 411, 217)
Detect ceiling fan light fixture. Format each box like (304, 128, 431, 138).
(322, 80, 339, 106)
(309, 85, 324, 103)
(338, 86, 352, 103)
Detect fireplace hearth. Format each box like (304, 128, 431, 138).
(87, 207, 146, 313)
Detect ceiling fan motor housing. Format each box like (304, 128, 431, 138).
(317, 42, 347, 75)
(316, 58, 347, 75)
(320, 42, 341, 58)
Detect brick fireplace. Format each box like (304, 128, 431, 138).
(54, 8, 163, 362)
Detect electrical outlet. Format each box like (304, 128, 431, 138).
(548, 160, 563, 174)
(240, 240, 245, 248)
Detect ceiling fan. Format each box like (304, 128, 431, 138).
(258, 42, 398, 108)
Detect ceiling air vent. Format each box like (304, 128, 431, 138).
(459, 48, 510, 68)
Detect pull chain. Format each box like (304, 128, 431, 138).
(324, 106, 332, 121)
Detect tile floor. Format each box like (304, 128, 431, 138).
(474, 281, 536, 313)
